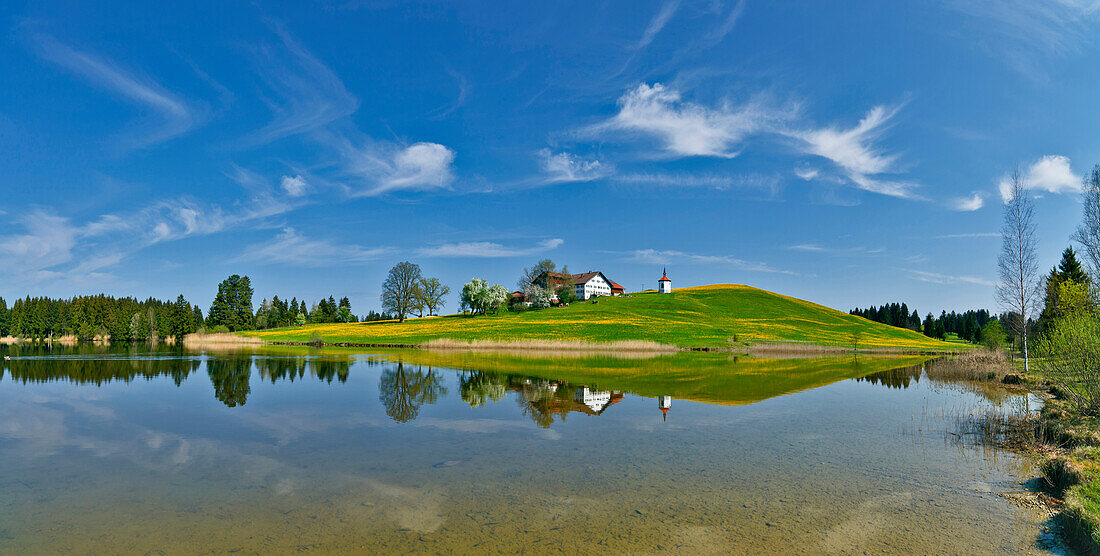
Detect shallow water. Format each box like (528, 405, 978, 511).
(0, 344, 1062, 554)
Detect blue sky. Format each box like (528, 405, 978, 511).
(2, 1, 1099, 317)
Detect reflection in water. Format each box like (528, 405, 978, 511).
(207, 357, 252, 407)
(659, 395, 672, 422)
(459, 370, 629, 427)
(0, 344, 1065, 553)
(378, 363, 447, 423)
(855, 362, 925, 389)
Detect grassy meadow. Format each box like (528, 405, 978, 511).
(246, 284, 955, 350)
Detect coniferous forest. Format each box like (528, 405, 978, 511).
(0, 273, 388, 341)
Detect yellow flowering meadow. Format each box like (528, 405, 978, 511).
(248, 284, 955, 350)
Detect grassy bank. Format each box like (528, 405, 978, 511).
(985, 354, 1100, 553)
(245, 284, 957, 351)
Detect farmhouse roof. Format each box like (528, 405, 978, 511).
(536, 270, 610, 286)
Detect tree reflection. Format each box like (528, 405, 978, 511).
(207, 356, 252, 407)
(378, 363, 447, 423)
(856, 363, 924, 389)
(459, 371, 506, 408)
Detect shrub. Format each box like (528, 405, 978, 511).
(212, 325, 230, 334)
(1037, 314, 1100, 415)
(981, 319, 1006, 351)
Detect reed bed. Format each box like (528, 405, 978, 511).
(182, 332, 264, 347)
(925, 350, 1012, 382)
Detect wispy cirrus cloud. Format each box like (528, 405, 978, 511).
(0, 178, 306, 288)
(417, 238, 563, 258)
(32, 35, 201, 150)
(787, 244, 885, 255)
(245, 22, 359, 145)
(790, 104, 919, 199)
(943, 0, 1100, 80)
(235, 228, 393, 266)
(932, 232, 1000, 239)
(591, 83, 791, 158)
(246, 24, 458, 196)
(624, 248, 798, 275)
(998, 154, 1082, 202)
(0, 210, 79, 282)
(246, 23, 459, 197)
(636, 1, 681, 50)
(906, 269, 996, 287)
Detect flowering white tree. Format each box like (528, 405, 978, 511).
(524, 284, 555, 308)
(460, 279, 508, 314)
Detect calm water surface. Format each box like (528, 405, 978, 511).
(0, 344, 1061, 554)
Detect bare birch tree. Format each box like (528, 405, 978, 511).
(1073, 164, 1100, 282)
(996, 169, 1040, 372)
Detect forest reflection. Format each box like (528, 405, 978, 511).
(2, 345, 937, 426)
(854, 362, 925, 389)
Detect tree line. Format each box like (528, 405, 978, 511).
(848, 302, 1000, 344)
(0, 294, 201, 341)
(0, 272, 387, 340)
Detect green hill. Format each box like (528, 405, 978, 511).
(247, 284, 953, 350)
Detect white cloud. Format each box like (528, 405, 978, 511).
(792, 105, 919, 199)
(34, 35, 198, 149)
(280, 175, 309, 197)
(596, 83, 786, 158)
(335, 139, 457, 196)
(539, 150, 610, 183)
(417, 238, 563, 258)
(949, 192, 984, 211)
(907, 269, 996, 287)
(998, 154, 1082, 202)
(797, 105, 899, 175)
(235, 228, 392, 266)
(379, 142, 456, 194)
(794, 167, 819, 180)
(625, 249, 797, 275)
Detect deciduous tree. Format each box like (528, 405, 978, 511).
(996, 169, 1040, 372)
(381, 262, 422, 322)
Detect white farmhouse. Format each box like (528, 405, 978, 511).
(658, 268, 672, 294)
(535, 270, 624, 300)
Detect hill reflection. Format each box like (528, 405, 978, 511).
(2, 344, 935, 426)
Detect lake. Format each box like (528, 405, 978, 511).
(0, 344, 1062, 554)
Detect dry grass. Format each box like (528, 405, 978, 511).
(925, 349, 1012, 382)
(182, 332, 264, 348)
